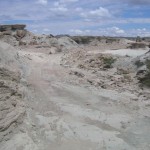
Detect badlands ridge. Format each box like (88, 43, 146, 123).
(0, 24, 150, 150)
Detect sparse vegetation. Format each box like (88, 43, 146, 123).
(128, 42, 147, 49)
(136, 36, 142, 42)
(135, 60, 144, 68)
(146, 59, 150, 69)
(124, 74, 132, 81)
(139, 59, 150, 87)
(73, 37, 91, 44)
(106, 38, 119, 44)
(102, 57, 116, 68)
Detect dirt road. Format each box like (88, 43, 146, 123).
(1, 49, 150, 150)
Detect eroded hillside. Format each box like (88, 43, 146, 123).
(0, 25, 150, 150)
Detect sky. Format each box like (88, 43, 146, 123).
(0, 0, 150, 36)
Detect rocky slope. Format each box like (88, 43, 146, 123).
(0, 25, 150, 150)
(0, 41, 25, 142)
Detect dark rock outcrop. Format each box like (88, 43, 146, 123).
(128, 42, 147, 49)
(0, 24, 26, 32)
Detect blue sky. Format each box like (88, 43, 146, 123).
(0, 0, 150, 36)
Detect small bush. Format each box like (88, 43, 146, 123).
(102, 57, 116, 68)
(140, 72, 150, 87)
(139, 59, 150, 87)
(106, 38, 119, 44)
(129, 42, 146, 49)
(135, 60, 144, 68)
(80, 37, 91, 44)
(146, 59, 150, 70)
(136, 36, 142, 42)
(73, 37, 91, 44)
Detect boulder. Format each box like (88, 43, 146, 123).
(19, 41, 27, 46)
(16, 30, 27, 38)
(49, 46, 61, 54)
(69, 70, 85, 78)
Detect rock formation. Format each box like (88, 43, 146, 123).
(0, 41, 25, 142)
(0, 24, 27, 46)
(0, 68, 25, 142)
(0, 24, 26, 32)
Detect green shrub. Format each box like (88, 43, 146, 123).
(139, 59, 150, 87)
(140, 72, 150, 87)
(80, 37, 91, 44)
(135, 60, 144, 68)
(73, 37, 91, 44)
(146, 59, 150, 70)
(73, 38, 80, 44)
(102, 57, 116, 68)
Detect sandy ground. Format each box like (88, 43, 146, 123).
(1, 47, 150, 150)
(88, 49, 149, 57)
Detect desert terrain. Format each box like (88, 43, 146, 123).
(0, 25, 150, 150)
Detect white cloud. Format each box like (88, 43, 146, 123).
(50, 6, 68, 12)
(54, 0, 78, 7)
(96, 27, 150, 37)
(89, 7, 111, 17)
(81, 7, 112, 19)
(75, 7, 83, 12)
(0, 0, 149, 37)
(54, 2, 60, 6)
(70, 29, 83, 34)
(127, 18, 150, 24)
(37, 0, 47, 5)
(130, 28, 150, 36)
(70, 29, 91, 35)
(59, 0, 78, 3)
(52, 1, 69, 12)
(111, 27, 125, 34)
(97, 26, 125, 36)
(137, 28, 146, 31)
(43, 28, 50, 32)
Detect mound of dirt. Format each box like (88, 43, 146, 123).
(0, 41, 20, 71)
(57, 36, 78, 49)
(0, 35, 19, 47)
(0, 68, 25, 142)
(0, 41, 25, 142)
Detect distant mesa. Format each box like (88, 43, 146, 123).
(0, 24, 26, 32)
